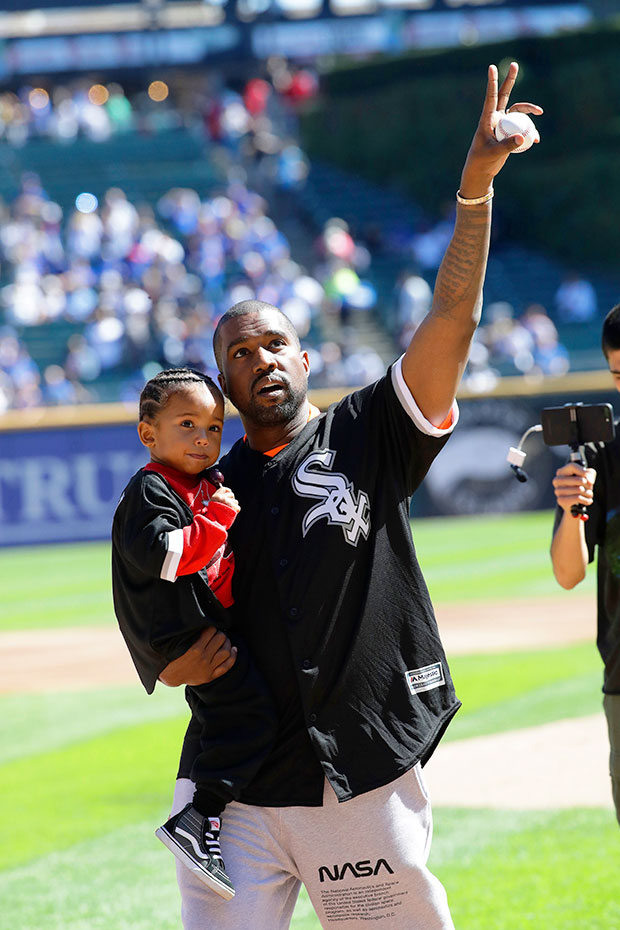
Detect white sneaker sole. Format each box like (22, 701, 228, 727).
(156, 826, 235, 900)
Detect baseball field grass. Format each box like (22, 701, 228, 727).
(2, 509, 617, 930)
(0, 509, 595, 635)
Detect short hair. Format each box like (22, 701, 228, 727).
(213, 299, 300, 370)
(602, 304, 620, 357)
(139, 368, 223, 422)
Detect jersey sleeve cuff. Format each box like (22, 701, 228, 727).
(206, 499, 237, 530)
(161, 527, 183, 582)
(390, 355, 459, 437)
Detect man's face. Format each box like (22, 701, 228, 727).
(608, 348, 620, 393)
(138, 383, 224, 475)
(217, 309, 309, 427)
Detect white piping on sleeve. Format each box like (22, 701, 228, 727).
(390, 355, 459, 437)
(161, 528, 183, 582)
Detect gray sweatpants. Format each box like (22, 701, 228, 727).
(170, 765, 455, 930)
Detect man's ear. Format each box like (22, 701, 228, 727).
(137, 421, 155, 448)
(218, 372, 229, 398)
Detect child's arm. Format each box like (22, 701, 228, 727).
(175, 487, 240, 578)
(118, 474, 239, 582)
(117, 478, 189, 581)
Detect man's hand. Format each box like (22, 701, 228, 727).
(159, 626, 237, 687)
(459, 61, 544, 199)
(552, 462, 597, 514)
(401, 62, 544, 427)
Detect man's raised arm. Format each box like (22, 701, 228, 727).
(402, 62, 543, 427)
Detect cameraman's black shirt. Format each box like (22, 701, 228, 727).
(554, 428, 620, 693)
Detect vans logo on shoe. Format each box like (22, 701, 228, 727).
(405, 662, 445, 695)
(318, 859, 394, 882)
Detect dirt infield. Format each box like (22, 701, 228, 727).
(424, 713, 612, 810)
(1, 592, 612, 810)
(0, 626, 137, 693)
(435, 594, 597, 655)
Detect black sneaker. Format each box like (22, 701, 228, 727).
(156, 803, 235, 900)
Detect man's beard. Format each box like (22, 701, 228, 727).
(233, 382, 307, 427)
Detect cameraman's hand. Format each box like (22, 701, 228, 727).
(552, 462, 596, 514)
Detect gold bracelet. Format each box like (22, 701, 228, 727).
(456, 188, 494, 205)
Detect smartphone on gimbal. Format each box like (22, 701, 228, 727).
(541, 402, 615, 520)
(541, 403, 615, 448)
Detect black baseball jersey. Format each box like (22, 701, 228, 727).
(554, 427, 620, 693)
(177, 357, 461, 805)
(112, 468, 231, 694)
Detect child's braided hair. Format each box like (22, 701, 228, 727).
(139, 368, 222, 422)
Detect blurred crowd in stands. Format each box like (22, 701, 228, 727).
(0, 61, 386, 411)
(0, 173, 362, 410)
(395, 268, 579, 393)
(392, 211, 599, 393)
(0, 61, 318, 147)
(0, 65, 609, 411)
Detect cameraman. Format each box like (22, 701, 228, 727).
(550, 303, 620, 825)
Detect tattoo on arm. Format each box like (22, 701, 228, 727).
(433, 208, 490, 320)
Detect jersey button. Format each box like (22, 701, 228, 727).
(289, 607, 299, 618)
(302, 658, 311, 669)
(279, 558, 288, 568)
(271, 506, 279, 516)
(309, 713, 317, 724)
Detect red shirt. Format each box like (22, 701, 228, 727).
(144, 462, 236, 607)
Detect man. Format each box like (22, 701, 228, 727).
(551, 303, 620, 826)
(160, 63, 542, 928)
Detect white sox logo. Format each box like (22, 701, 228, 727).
(292, 449, 370, 546)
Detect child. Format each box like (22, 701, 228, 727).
(111, 367, 276, 900)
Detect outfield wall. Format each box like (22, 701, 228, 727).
(0, 373, 616, 547)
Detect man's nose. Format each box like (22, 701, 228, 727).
(254, 347, 276, 371)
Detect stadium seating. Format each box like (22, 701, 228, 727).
(299, 160, 620, 373)
(2, 128, 220, 210)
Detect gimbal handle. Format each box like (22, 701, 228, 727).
(569, 446, 589, 521)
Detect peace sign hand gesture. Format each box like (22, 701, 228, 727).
(459, 62, 543, 201)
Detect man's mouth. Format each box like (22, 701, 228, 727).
(255, 378, 287, 396)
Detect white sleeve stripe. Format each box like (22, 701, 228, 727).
(390, 355, 459, 437)
(161, 528, 184, 582)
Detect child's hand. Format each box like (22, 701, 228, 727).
(211, 486, 240, 514)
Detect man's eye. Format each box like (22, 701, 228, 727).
(233, 347, 248, 358)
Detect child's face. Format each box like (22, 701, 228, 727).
(138, 383, 224, 476)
